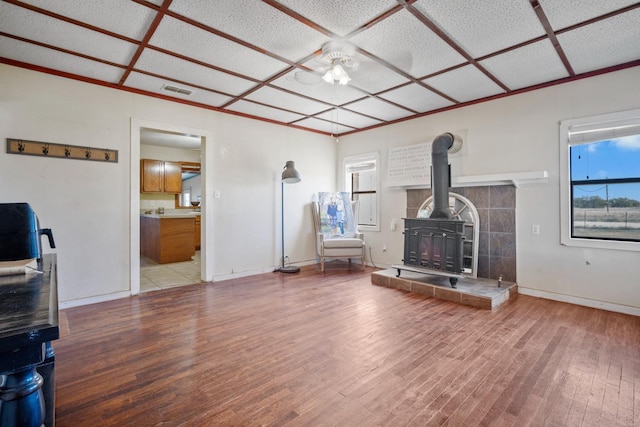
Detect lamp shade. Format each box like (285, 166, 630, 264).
(322, 63, 351, 86)
(282, 160, 301, 183)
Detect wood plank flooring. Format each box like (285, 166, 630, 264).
(54, 265, 640, 426)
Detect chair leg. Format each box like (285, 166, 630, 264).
(320, 257, 325, 272)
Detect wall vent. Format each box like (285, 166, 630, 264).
(162, 84, 192, 95)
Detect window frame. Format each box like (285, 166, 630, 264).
(343, 152, 380, 232)
(559, 108, 640, 252)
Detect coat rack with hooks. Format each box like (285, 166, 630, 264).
(6, 138, 118, 163)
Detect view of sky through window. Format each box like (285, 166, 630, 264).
(571, 135, 640, 202)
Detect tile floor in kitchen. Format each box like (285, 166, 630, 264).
(140, 251, 202, 293)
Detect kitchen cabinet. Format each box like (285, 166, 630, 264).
(195, 215, 201, 250)
(140, 215, 195, 263)
(141, 159, 182, 194)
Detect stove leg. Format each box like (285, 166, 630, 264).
(449, 277, 458, 288)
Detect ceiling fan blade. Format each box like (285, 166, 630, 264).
(294, 70, 323, 85)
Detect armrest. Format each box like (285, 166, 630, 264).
(316, 232, 325, 255)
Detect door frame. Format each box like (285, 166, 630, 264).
(130, 118, 215, 294)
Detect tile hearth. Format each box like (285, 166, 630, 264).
(371, 268, 517, 310)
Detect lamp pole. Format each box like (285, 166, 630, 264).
(278, 161, 301, 273)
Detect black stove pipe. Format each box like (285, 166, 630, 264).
(429, 133, 455, 219)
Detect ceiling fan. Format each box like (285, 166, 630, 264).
(295, 41, 361, 86)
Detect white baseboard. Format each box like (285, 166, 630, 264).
(518, 286, 640, 317)
(60, 291, 131, 309)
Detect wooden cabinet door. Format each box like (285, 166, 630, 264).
(194, 216, 201, 250)
(163, 161, 182, 194)
(141, 159, 163, 193)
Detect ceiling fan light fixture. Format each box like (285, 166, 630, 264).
(322, 63, 351, 85)
(322, 69, 334, 84)
(331, 64, 346, 78)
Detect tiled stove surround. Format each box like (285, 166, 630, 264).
(406, 185, 516, 283)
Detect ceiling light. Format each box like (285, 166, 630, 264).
(322, 62, 351, 85)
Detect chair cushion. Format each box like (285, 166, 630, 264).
(322, 237, 364, 248)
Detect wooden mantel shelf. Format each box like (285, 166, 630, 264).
(453, 170, 549, 188)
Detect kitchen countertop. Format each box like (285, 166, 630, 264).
(140, 212, 200, 219)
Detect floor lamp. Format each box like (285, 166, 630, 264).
(278, 160, 301, 273)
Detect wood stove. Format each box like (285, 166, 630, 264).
(394, 133, 466, 288)
(402, 218, 465, 286)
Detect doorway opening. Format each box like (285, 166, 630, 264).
(139, 128, 202, 292)
(130, 119, 214, 296)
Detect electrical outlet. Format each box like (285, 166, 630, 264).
(532, 224, 540, 235)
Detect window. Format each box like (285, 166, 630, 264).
(344, 152, 380, 231)
(560, 109, 640, 251)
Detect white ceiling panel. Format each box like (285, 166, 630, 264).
(276, 0, 398, 37)
(150, 15, 289, 80)
(379, 83, 454, 113)
(346, 97, 414, 122)
(1, 1, 637, 136)
(169, 0, 331, 63)
(0, 2, 137, 65)
(557, 9, 640, 75)
(0, 36, 124, 83)
(480, 39, 569, 90)
(19, 0, 157, 40)
(344, 62, 410, 94)
(293, 117, 353, 135)
(413, 0, 545, 58)
(246, 86, 330, 116)
(423, 65, 506, 103)
(225, 100, 305, 124)
(350, 9, 466, 78)
(539, 0, 639, 30)
(125, 72, 233, 107)
(135, 49, 256, 96)
(271, 71, 366, 105)
(315, 108, 383, 129)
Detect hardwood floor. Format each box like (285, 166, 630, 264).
(55, 265, 640, 426)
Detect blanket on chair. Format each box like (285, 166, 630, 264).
(317, 192, 358, 239)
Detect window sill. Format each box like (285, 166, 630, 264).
(560, 236, 639, 252)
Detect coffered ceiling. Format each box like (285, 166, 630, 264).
(1, 0, 639, 136)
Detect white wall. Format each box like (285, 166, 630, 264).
(140, 144, 201, 163)
(337, 67, 640, 313)
(3, 62, 638, 313)
(0, 64, 336, 305)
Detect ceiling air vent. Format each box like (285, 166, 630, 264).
(162, 84, 192, 96)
